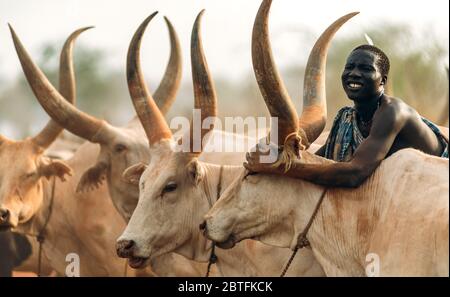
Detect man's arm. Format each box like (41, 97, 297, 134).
(246, 104, 406, 188)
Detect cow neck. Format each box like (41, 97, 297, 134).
(203, 164, 262, 276)
(176, 163, 242, 262)
(13, 175, 58, 276)
(201, 164, 274, 276)
(202, 165, 223, 277)
(15, 175, 57, 239)
(292, 180, 381, 276)
(280, 187, 327, 277)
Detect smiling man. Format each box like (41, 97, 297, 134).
(245, 45, 449, 188)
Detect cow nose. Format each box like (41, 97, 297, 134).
(0, 208, 10, 225)
(116, 239, 135, 258)
(199, 220, 207, 231)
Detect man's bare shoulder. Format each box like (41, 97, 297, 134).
(380, 95, 416, 119)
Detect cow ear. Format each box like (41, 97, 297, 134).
(187, 159, 205, 186)
(122, 163, 147, 185)
(76, 161, 109, 193)
(38, 159, 73, 182)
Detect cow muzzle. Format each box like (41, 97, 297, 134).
(201, 218, 236, 250)
(0, 208, 13, 230)
(116, 239, 136, 258)
(116, 239, 149, 269)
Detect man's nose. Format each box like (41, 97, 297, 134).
(0, 208, 11, 226)
(348, 68, 362, 78)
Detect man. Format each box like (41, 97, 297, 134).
(245, 45, 449, 188)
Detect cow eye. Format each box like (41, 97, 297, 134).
(162, 182, 177, 194)
(24, 172, 36, 180)
(114, 144, 127, 153)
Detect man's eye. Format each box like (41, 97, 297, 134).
(162, 182, 177, 194)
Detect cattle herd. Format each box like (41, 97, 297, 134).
(0, 0, 448, 277)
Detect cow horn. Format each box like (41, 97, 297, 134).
(188, 10, 217, 154)
(152, 16, 183, 115)
(31, 26, 92, 148)
(300, 12, 359, 147)
(10, 25, 112, 144)
(127, 12, 173, 145)
(252, 0, 299, 144)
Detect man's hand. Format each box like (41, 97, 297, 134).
(243, 142, 285, 174)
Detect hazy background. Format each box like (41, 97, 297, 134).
(0, 0, 448, 139)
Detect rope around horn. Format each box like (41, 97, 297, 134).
(269, 132, 308, 172)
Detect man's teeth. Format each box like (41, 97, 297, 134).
(349, 83, 362, 89)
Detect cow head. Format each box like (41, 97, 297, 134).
(12, 13, 182, 221)
(0, 139, 72, 229)
(202, 1, 357, 249)
(0, 27, 89, 229)
(117, 10, 219, 268)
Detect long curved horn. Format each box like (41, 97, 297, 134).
(188, 10, 217, 154)
(152, 16, 182, 115)
(252, 0, 299, 144)
(127, 12, 172, 145)
(300, 12, 359, 146)
(31, 27, 93, 148)
(9, 25, 112, 144)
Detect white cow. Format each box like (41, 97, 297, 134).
(202, 0, 449, 277)
(116, 7, 357, 276)
(204, 149, 449, 276)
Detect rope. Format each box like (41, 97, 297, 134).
(36, 175, 57, 277)
(280, 188, 328, 277)
(280, 247, 299, 277)
(204, 165, 223, 277)
(124, 259, 128, 277)
(205, 244, 217, 277)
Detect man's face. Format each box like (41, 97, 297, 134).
(341, 49, 386, 102)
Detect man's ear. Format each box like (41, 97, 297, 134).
(381, 75, 387, 86)
(122, 163, 147, 185)
(38, 159, 73, 182)
(186, 159, 205, 187)
(76, 161, 109, 193)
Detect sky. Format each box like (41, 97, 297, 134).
(0, 0, 448, 85)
